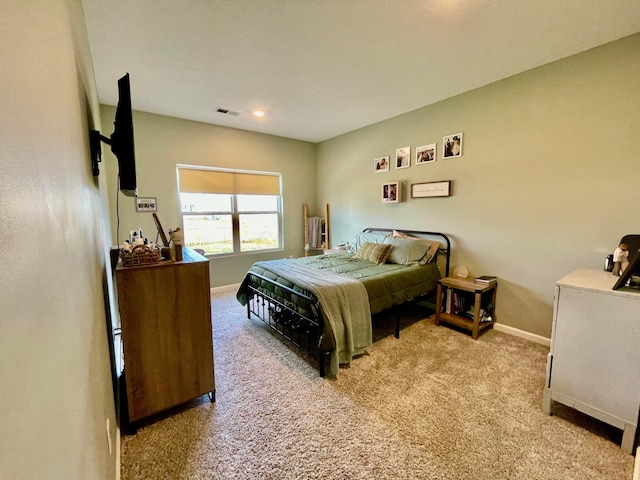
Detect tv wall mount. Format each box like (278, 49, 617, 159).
(89, 129, 110, 177)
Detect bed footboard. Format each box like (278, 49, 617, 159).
(245, 272, 330, 377)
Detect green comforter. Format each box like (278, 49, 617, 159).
(236, 253, 441, 375)
(294, 253, 440, 314)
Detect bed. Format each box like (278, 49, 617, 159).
(236, 228, 451, 377)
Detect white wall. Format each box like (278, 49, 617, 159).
(317, 34, 640, 338)
(0, 1, 117, 479)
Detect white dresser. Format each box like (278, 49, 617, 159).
(542, 268, 640, 454)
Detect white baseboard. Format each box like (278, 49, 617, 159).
(494, 322, 551, 348)
(211, 283, 240, 294)
(634, 447, 639, 480)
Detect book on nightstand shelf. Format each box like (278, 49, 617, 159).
(474, 275, 497, 284)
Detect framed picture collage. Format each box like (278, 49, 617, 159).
(375, 133, 462, 203)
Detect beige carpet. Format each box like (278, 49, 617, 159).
(121, 285, 634, 479)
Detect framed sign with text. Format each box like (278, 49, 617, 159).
(411, 181, 451, 198)
(135, 197, 158, 212)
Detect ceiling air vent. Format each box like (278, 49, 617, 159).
(215, 107, 240, 116)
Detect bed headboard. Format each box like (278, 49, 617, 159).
(361, 227, 451, 278)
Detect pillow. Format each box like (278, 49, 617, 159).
(354, 242, 392, 264)
(388, 231, 440, 264)
(384, 237, 433, 265)
(348, 232, 391, 254)
(391, 229, 411, 238)
(423, 241, 440, 263)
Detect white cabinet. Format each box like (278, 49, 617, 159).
(542, 268, 640, 453)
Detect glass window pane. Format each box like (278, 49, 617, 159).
(180, 193, 232, 213)
(183, 214, 233, 255)
(239, 213, 279, 251)
(237, 194, 278, 212)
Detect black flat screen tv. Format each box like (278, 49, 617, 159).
(111, 73, 137, 197)
(89, 73, 137, 197)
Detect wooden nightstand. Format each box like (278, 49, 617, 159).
(434, 276, 497, 339)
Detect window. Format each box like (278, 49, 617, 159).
(177, 167, 282, 256)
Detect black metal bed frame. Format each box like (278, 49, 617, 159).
(245, 271, 330, 376)
(244, 229, 450, 377)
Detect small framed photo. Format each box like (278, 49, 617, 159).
(395, 146, 410, 169)
(411, 181, 451, 198)
(443, 133, 462, 159)
(135, 197, 157, 212)
(416, 143, 436, 164)
(374, 156, 390, 173)
(382, 181, 400, 203)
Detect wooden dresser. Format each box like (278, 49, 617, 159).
(116, 247, 215, 425)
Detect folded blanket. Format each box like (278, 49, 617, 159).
(238, 258, 372, 376)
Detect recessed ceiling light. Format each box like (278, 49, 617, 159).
(253, 110, 265, 118)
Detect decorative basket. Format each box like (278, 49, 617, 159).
(120, 244, 161, 267)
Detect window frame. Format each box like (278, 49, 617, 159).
(177, 166, 283, 257)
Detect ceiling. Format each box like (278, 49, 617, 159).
(83, 0, 640, 143)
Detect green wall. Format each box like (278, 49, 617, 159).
(317, 33, 640, 338)
(104, 33, 639, 338)
(101, 109, 317, 287)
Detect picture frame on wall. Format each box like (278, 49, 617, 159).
(443, 133, 463, 159)
(411, 181, 451, 198)
(416, 143, 436, 164)
(382, 181, 400, 203)
(374, 156, 390, 173)
(395, 146, 410, 169)
(135, 197, 158, 212)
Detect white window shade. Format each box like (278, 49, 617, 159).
(178, 168, 280, 195)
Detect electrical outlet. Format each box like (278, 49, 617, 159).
(106, 418, 112, 455)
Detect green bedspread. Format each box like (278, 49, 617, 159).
(236, 253, 441, 376)
(294, 253, 440, 314)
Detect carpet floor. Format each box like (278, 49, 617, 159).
(120, 285, 634, 479)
